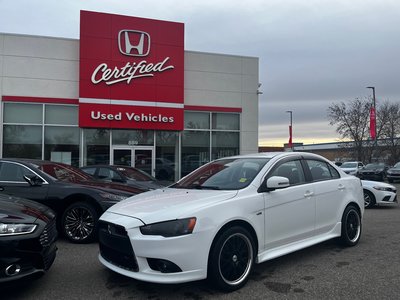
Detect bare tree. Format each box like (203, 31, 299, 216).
(327, 98, 371, 161)
(379, 101, 400, 164)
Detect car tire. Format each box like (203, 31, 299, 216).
(208, 226, 255, 292)
(61, 202, 98, 244)
(363, 190, 376, 208)
(339, 205, 361, 247)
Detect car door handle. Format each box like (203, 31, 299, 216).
(0, 187, 3, 191)
(304, 191, 314, 198)
(338, 184, 345, 191)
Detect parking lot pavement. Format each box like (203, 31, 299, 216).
(1, 183, 400, 299)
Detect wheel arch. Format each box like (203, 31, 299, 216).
(208, 219, 259, 265)
(59, 194, 103, 220)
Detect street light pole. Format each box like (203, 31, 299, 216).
(366, 86, 377, 146)
(286, 110, 293, 151)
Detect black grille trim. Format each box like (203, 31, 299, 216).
(98, 221, 138, 272)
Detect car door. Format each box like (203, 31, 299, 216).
(263, 159, 316, 250)
(303, 159, 343, 236)
(0, 161, 50, 202)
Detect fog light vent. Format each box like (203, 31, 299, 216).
(147, 258, 182, 273)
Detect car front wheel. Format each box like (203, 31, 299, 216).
(208, 226, 255, 292)
(61, 202, 98, 243)
(363, 190, 376, 208)
(339, 205, 361, 246)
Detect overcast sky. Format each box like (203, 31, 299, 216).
(1, 0, 399, 146)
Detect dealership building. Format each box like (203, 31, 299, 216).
(0, 11, 259, 181)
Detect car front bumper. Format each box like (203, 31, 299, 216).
(98, 212, 213, 284)
(0, 219, 58, 283)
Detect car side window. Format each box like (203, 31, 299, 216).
(328, 165, 340, 179)
(0, 162, 35, 182)
(269, 160, 305, 186)
(82, 167, 96, 176)
(98, 168, 122, 181)
(306, 160, 336, 182)
(98, 168, 112, 180)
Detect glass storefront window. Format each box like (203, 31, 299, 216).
(45, 105, 78, 125)
(3, 125, 42, 158)
(181, 131, 210, 177)
(44, 126, 80, 167)
(3, 103, 42, 124)
(156, 131, 179, 183)
(184, 112, 210, 129)
(83, 129, 110, 166)
(112, 129, 154, 145)
(212, 113, 240, 130)
(212, 132, 239, 160)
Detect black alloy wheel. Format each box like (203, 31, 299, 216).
(340, 205, 362, 246)
(208, 226, 255, 291)
(61, 202, 98, 243)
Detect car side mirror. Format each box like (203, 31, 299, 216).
(23, 175, 43, 186)
(258, 176, 290, 193)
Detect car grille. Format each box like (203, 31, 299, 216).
(40, 218, 58, 247)
(98, 221, 138, 272)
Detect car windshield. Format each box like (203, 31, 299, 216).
(393, 162, 400, 169)
(172, 158, 269, 190)
(364, 163, 384, 170)
(38, 163, 94, 182)
(116, 166, 156, 181)
(341, 162, 357, 168)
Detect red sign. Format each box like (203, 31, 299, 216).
(79, 11, 184, 130)
(369, 107, 376, 139)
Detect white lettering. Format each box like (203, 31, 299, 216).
(91, 57, 174, 85)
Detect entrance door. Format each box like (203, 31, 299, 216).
(112, 147, 154, 177)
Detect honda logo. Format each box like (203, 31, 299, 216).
(118, 30, 150, 57)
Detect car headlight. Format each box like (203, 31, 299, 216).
(373, 186, 394, 192)
(140, 217, 196, 237)
(99, 192, 129, 202)
(0, 223, 37, 236)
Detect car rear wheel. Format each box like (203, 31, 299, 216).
(339, 205, 361, 246)
(363, 190, 376, 208)
(61, 202, 98, 243)
(208, 226, 255, 292)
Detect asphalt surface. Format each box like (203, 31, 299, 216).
(1, 182, 399, 300)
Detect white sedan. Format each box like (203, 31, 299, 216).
(98, 152, 364, 291)
(362, 180, 398, 208)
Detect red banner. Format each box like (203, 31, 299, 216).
(288, 125, 293, 148)
(369, 107, 376, 140)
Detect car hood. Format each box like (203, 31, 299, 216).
(105, 188, 238, 225)
(0, 194, 55, 223)
(126, 179, 165, 191)
(340, 167, 357, 171)
(361, 180, 396, 189)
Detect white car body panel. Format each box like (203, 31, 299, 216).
(98, 152, 364, 286)
(362, 180, 397, 206)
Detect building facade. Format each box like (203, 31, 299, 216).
(0, 11, 259, 182)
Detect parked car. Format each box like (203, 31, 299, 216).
(0, 194, 57, 283)
(340, 161, 364, 176)
(362, 180, 398, 208)
(98, 152, 363, 291)
(0, 159, 138, 243)
(80, 165, 165, 191)
(386, 162, 400, 183)
(358, 163, 389, 181)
